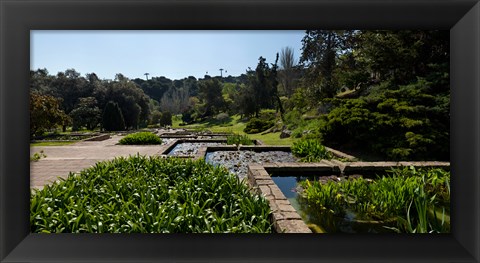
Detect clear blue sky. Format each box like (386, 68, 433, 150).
(31, 30, 305, 80)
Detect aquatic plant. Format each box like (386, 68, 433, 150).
(291, 138, 333, 162)
(299, 167, 450, 233)
(226, 134, 254, 145)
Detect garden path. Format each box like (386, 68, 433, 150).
(30, 135, 170, 189)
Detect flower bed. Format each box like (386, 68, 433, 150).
(31, 156, 272, 233)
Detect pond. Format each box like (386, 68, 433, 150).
(271, 175, 399, 233)
(168, 142, 224, 156)
(205, 150, 297, 180)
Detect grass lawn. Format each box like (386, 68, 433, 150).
(30, 141, 77, 146)
(173, 114, 298, 145)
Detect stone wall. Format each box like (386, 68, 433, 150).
(248, 165, 312, 233)
(83, 134, 111, 141)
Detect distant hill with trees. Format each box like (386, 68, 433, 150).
(30, 30, 449, 161)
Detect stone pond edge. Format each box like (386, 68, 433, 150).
(247, 161, 450, 233)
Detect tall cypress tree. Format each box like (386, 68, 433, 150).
(102, 101, 125, 131)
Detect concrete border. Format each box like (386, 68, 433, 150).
(160, 139, 264, 155)
(325, 146, 357, 161)
(248, 164, 312, 233)
(83, 134, 111, 141)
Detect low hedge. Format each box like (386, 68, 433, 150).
(30, 156, 273, 233)
(118, 132, 162, 145)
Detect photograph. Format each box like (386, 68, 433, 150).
(30, 29, 451, 234)
(1, 0, 479, 262)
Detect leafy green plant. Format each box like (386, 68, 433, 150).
(291, 138, 332, 162)
(298, 167, 450, 233)
(394, 170, 450, 233)
(30, 155, 272, 233)
(30, 150, 47, 162)
(226, 134, 254, 145)
(118, 132, 162, 145)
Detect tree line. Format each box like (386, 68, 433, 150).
(30, 30, 449, 161)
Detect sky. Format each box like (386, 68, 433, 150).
(31, 30, 305, 80)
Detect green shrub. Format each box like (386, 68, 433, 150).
(30, 156, 272, 233)
(102, 101, 125, 131)
(318, 79, 449, 161)
(181, 111, 193, 124)
(244, 118, 274, 134)
(149, 111, 162, 125)
(160, 111, 172, 127)
(215, 112, 230, 122)
(258, 109, 276, 121)
(118, 132, 162, 145)
(226, 134, 254, 145)
(291, 139, 332, 162)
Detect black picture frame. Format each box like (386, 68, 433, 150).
(1, 0, 479, 262)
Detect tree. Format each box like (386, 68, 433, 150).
(69, 97, 101, 131)
(102, 101, 125, 131)
(150, 110, 162, 125)
(50, 69, 88, 114)
(355, 30, 449, 86)
(105, 78, 150, 129)
(160, 86, 191, 114)
(30, 93, 69, 137)
(238, 56, 278, 118)
(160, 111, 173, 127)
(270, 53, 284, 118)
(300, 30, 353, 99)
(30, 68, 54, 94)
(197, 79, 226, 117)
(278, 47, 298, 96)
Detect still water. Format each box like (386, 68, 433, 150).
(271, 175, 397, 233)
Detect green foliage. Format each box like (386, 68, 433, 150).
(318, 78, 449, 160)
(149, 111, 162, 125)
(226, 134, 254, 145)
(160, 111, 173, 127)
(30, 156, 272, 233)
(30, 93, 70, 137)
(108, 77, 150, 129)
(118, 132, 162, 145)
(291, 139, 332, 162)
(30, 150, 47, 162)
(237, 56, 280, 118)
(181, 111, 193, 124)
(198, 79, 226, 118)
(215, 112, 230, 123)
(299, 167, 450, 233)
(102, 101, 125, 131)
(69, 97, 101, 131)
(244, 118, 274, 134)
(300, 30, 354, 99)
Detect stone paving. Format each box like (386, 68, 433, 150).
(30, 135, 171, 189)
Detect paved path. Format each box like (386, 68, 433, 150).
(30, 135, 172, 189)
